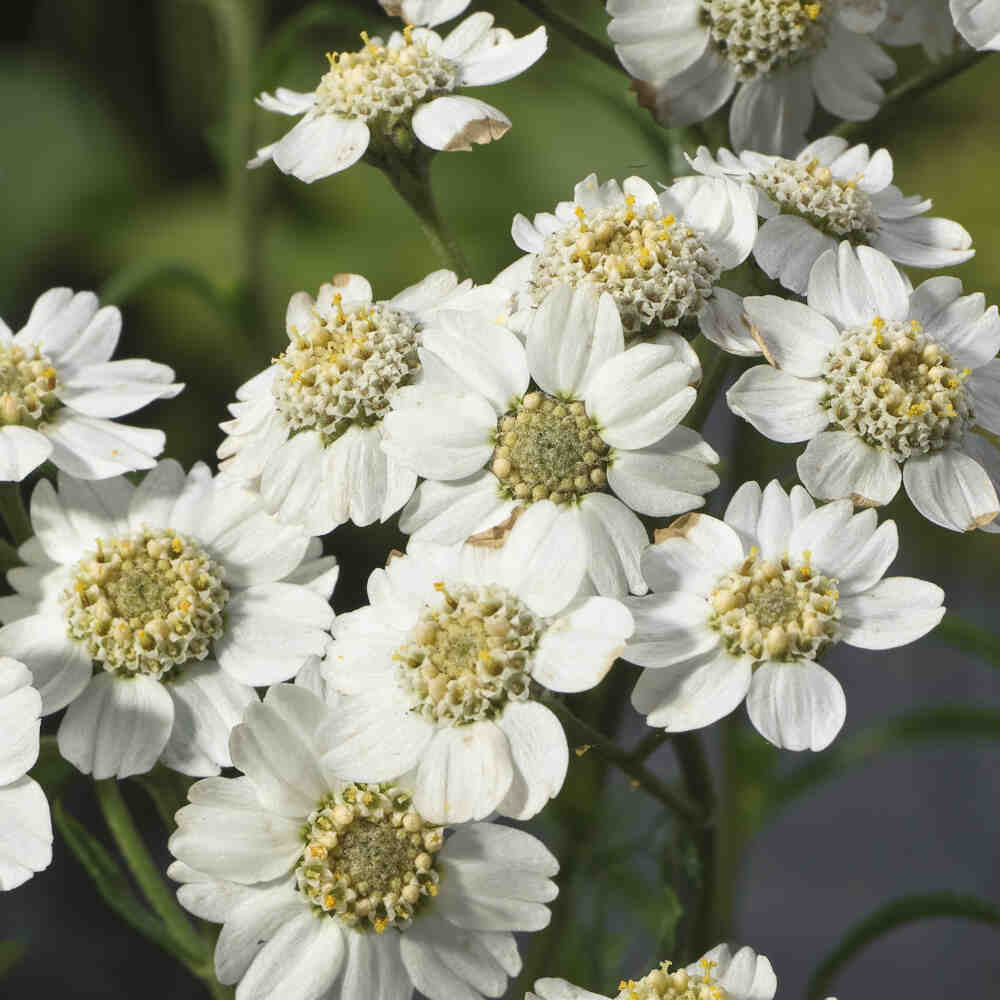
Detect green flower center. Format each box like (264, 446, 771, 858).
(0, 343, 60, 428)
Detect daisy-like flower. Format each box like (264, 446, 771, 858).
(951, 0, 1000, 50)
(382, 284, 721, 598)
(0, 657, 52, 890)
(529, 944, 776, 1000)
(627, 479, 945, 750)
(688, 137, 973, 295)
(168, 684, 558, 1000)
(876, 0, 957, 60)
(248, 2, 546, 182)
(499, 173, 756, 337)
(0, 461, 338, 780)
(0, 287, 182, 482)
(218, 270, 507, 536)
(318, 501, 634, 824)
(608, 0, 896, 155)
(724, 243, 1000, 531)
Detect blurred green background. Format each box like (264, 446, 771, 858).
(2, 1, 1000, 998)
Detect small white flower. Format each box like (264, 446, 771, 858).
(382, 284, 720, 598)
(876, 0, 957, 59)
(608, 0, 896, 155)
(529, 944, 777, 1000)
(0, 287, 183, 482)
(627, 480, 945, 750)
(500, 173, 756, 337)
(0, 657, 52, 890)
(168, 684, 558, 1000)
(218, 270, 507, 536)
(724, 243, 1000, 531)
(688, 137, 973, 295)
(951, 0, 1000, 50)
(318, 501, 634, 824)
(0, 461, 338, 780)
(249, 3, 546, 182)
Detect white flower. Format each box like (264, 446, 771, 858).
(724, 243, 1000, 531)
(0, 657, 52, 890)
(0, 461, 338, 780)
(0, 287, 183, 482)
(951, 0, 1000, 50)
(249, 2, 546, 182)
(382, 284, 720, 598)
(876, 0, 957, 59)
(529, 944, 777, 1000)
(626, 480, 945, 750)
(318, 501, 634, 824)
(688, 137, 973, 295)
(499, 173, 756, 337)
(608, 0, 896, 155)
(168, 683, 558, 1000)
(218, 270, 507, 536)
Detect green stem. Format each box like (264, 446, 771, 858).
(543, 694, 706, 826)
(94, 780, 206, 964)
(835, 49, 992, 143)
(936, 613, 1000, 669)
(807, 892, 1000, 1000)
(515, 0, 621, 72)
(685, 337, 732, 433)
(629, 729, 670, 763)
(0, 484, 32, 547)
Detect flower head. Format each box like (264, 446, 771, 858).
(0, 287, 183, 482)
(689, 137, 973, 295)
(249, 3, 546, 182)
(609, 0, 896, 154)
(725, 243, 1000, 531)
(318, 501, 634, 823)
(168, 684, 558, 1000)
(382, 284, 720, 598)
(626, 480, 945, 749)
(0, 657, 52, 891)
(500, 174, 756, 336)
(0, 461, 338, 779)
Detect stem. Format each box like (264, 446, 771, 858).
(629, 729, 670, 763)
(515, 0, 621, 72)
(542, 694, 706, 826)
(937, 613, 1000, 669)
(807, 892, 1000, 1000)
(94, 780, 206, 964)
(835, 49, 992, 143)
(685, 337, 732, 433)
(0, 484, 32, 547)
(380, 157, 469, 276)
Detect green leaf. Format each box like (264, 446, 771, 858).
(807, 892, 1000, 1000)
(0, 941, 25, 978)
(29, 736, 75, 800)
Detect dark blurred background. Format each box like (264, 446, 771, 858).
(1, 1, 998, 997)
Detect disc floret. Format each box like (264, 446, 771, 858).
(709, 547, 840, 662)
(296, 783, 443, 932)
(395, 583, 543, 725)
(615, 957, 728, 1000)
(532, 197, 721, 334)
(62, 530, 229, 679)
(272, 294, 420, 443)
(492, 391, 609, 504)
(821, 317, 972, 461)
(0, 343, 60, 428)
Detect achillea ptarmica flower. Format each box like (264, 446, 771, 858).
(0, 287, 182, 481)
(724, 243, 1000, 531)
(688, 137, 973, 296)
(498, 173, 756, 337)
(168, 684, 558, 1000)
(0, 657, 52, 890)
(249, 2, 546, 182)
(218, 270, 507, 536)
(382, 284, 720, 598)
(608, 0, 896, 155)
(951, 0, 1000, 50)
(627, 480, 945, 750)
(318, 502, 633, 823)
(0, 461, 338, 779)
(529, 944, 777, 1000)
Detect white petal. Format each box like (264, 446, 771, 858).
(753, 216, 836, 296)
(57, 359, 182, 418)
(951, 0, 1000, 49)
(912, 290, 1000, 371)
(530, 980, 607, 1000)
(270, 115, 370, 183)
(610, 0, 706, 77)
(806, 243, 909, 327)
(874, 216, 974, 269)
(0, 658, 41, 785)
(0, 777, 52, 890)
(405, 913, 511, 999)
(0, 427, 52, 482)
(625, 589, 718, 669)
(743, 296, 839, 377)
(838, 0, 888, 32)
(338, 929, 410, 1000)
(691, 944, 777, 1000)
(729, 67, 814, 156)
(665, 174, 758, 269)
(259, 431, 334, 536)
(129, 459, 187, 532)
(53, 469, 134, 545)
(724, 481, 763, 551)
(254, 87, 315, 115)
(43, 412, 164, 479)
(641, 513, 744, 594)
(698, 287, 758, 356)
(576, 493, 648, 597)
(402, 0, 473, 28)
(412, 95, 511, 150)
(0, 615, 91, 714)
(727, 367, 829, 443)
(811, 26, 893, 120)
(496, 701, 568, 821)
(456, 26, 546, 86)
(631, 45, 737, 127)
(746, 661, 846, 751)
(400, 473, 513, 544)
(797, 431, 901, 505)
(282, 555, 340, 600)
(57, 673, 174, 779)
(902, 446, 999, 531)
(838, 576, 945, 648)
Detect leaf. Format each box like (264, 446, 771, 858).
(0, 941, 25, 978)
